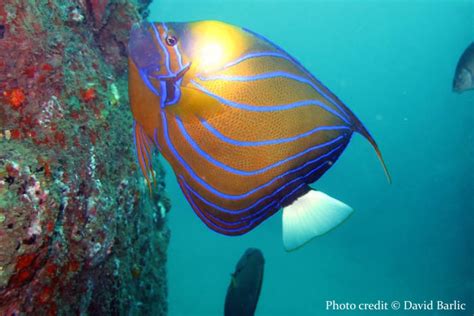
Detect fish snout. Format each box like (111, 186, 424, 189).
(129, 22, 162, 73)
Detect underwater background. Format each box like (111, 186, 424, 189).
(150, 0, 473, 315)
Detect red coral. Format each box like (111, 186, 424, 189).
(23, 66, 37, 78)
(54, 131, 66, 148)
(16, 253, 37, 270)
(37, 74, 47, 83)
(41, 63, 53, 72)
(37, 156, 52, 178)
(10, 129, 21, 139)
(81, 88, 96, 102)
(4, 88, 26, 108)
(46, 221, 55, 233)
(45, 263, 58, 277)
(15, 270, 34, 284)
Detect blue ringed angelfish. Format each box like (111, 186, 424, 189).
(128, 20, 391, 251)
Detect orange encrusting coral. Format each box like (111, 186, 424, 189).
(81, 88, 96, 102)
(3, 88, 26, 108)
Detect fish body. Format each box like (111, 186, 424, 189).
(453, 42, 474, 93)
(224, 248, 265, 316)
(128, 21, 389, 250)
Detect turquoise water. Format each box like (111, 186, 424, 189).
(150, 1, 474, 315)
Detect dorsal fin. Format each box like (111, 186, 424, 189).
(354, 120, 391, 184)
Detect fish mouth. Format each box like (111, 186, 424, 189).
(162, 63, 191, 106)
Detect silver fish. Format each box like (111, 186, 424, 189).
(453, 42, 474, 93)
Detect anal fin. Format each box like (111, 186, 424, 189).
(282, 190, 353, 251)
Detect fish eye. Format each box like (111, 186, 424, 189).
(165, 35, 177, 46)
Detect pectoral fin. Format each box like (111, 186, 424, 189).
(133, 121, 155, 192)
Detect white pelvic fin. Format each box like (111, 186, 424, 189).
(282, 190, 353, 251)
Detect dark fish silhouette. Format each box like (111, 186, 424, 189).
(453, 42, 474, 93)
(225, 248, 265, 316)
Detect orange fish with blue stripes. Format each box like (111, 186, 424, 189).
(128, 20, 390, 251)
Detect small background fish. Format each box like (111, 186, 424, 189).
(224, 248, 265, 316)
(453, 42, 474, 93)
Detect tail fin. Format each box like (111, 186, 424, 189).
(351, 115, 391, 184)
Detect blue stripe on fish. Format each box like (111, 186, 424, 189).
(215, 181, 308, 224)
(201, 120, 350, 147)
(139, 124, 153, 170)
(220, 28, 352, 122)
(180, 145, 338, 214)
(242, 27, 350, 117)
(242, 27, 319, 83)
(162, 111, 346, 200)
(161, 22, 184, 106)
(216, 51, 291, 72)
(181, 176, 308, 233)
(182, 179, 277, 226)
(159, 81, 167, 108)
(152, 23, 171, 74)
(155, 23, 187, 107)
(191, 80, 350, 124)
(181, 155, 336, 216)
(199, 71, 350, 121)
(176, 117, 345, 176)
(182, 143, 344, 229)
(166, 83, 181, 106)
(129, 22, 161, 96)
(161, 23, 184, 69)
(198, 71, 316, 84)
(138, 69, 161, 96)
(178, 178, 249, 233)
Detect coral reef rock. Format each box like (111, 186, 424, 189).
(0, 0, 170, 315)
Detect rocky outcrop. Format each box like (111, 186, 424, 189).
(0, 1, 170, 315)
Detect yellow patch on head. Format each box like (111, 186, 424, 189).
(188, 21, 247, 74)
